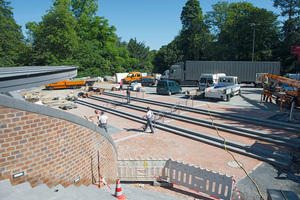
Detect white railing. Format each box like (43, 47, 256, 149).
(118, 158, 169, 181)
(118, 158, 233, 200)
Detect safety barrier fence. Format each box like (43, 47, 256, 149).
(117, 158, 233, 200)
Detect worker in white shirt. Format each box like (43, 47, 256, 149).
(141, 107, 155, 134)
(98, 111, 108, 133)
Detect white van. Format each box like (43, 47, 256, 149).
(198, 73, 226, 90)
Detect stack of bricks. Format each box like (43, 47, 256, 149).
(0, 106, 118, 188)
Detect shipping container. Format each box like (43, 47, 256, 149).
(168, 61, 280, 86)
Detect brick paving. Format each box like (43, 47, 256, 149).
(65, 91, 292, 199)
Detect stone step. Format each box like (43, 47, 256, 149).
(13, 182, 32, 194)
(0, 179, 18, 200)
(15, 183, 49, 200)
(58, 185, 88, 200)
(0, 179, 188, 200)
(83, 185, 116, 199)
(38, 184, 66, 200)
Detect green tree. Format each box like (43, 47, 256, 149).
(204, 1, 229, 35)
(127, 38, 153, 72)
(71, 0, 132, 76)
(26, 0, 79, 65)
(215, 2, 279, 61)
(179, 0, 213, 61)
(152, 40, 183, 73)
(71, 0, 98, 19)
(273, 0, 300, 19)
(272, 0, 300, 73)
(180, 0, 201, 30)
(0, 0, 25, 66)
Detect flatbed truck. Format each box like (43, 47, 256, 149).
(45, 78, 96, 90)
(204, 76, 243, 101)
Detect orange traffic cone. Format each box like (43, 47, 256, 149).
(114, 179, 127, 200)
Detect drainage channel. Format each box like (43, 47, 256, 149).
(102, 92, 300, 132)
(89, 95, 300, 151)
(77, 99, 292, 169)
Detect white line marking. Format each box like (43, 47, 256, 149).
(115, 132, 146, 143)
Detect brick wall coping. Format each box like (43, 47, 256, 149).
(0, 94, 118, 156)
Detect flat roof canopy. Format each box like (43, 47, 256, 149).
(0, 66, 78, 93)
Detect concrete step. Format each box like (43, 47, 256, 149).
(83, 185, 116, 199)
(0, 179, 188, 200)
(15, 183, 50, 200)
(38, 184, 66, 200)
(0, 179, 18, 200)
(13, 182, 32, 194)
(99, 182, 187, 200)
(58, 185, 88, 200)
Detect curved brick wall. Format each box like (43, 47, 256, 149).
(0, 94, 118, 188)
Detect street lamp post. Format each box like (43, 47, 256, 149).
(250, 23, 260, 62)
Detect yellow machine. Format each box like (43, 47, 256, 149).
(261, 74, 300, 109)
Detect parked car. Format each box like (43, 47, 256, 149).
(156, 80, 182, 95)
(132, 77, 156, 87)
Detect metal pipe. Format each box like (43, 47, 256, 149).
(251, 23, 260, 62)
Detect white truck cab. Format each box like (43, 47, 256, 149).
(205, 76, 242, 101)
(199, 73, 226, 90)
(160, 70, 169, 80)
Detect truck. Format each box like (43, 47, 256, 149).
(122, 72, 155, 84)
(160, 70, 169, 80)
(255, 73, 268, 88)
(167, 61, 280, 86)
(204, 76, 243, 101)
(45, 78, 95, 90)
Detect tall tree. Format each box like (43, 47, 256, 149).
(152, 40, 183, 73)
(180, 0, 201, 30)
(179, 0, 213, 61)
(273, 0, 300, 19)
(71, 0, 98, 19)
(272, 0, 300, 73)
(127, 38, 153, 72)
(0, 0, 25, 66)
(215, 2, 279, 61)
(204, 1, 229, 35)
(26, 0, 79, 65)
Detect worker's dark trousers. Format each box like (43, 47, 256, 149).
(127, 96, 130, 103)
(99, 123, 108, 133)
(144, 118, 154, 133)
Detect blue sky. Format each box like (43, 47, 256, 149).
(9, 0, 281, 50)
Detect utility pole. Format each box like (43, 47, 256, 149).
(251, 23, 260, 62)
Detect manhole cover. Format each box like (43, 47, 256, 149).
(227, 161, 243, 168)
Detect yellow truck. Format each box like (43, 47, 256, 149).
(122, 72, 155, 84)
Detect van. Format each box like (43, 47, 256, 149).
(156, 80, 182, 95)
(198, 73, 226, 90)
